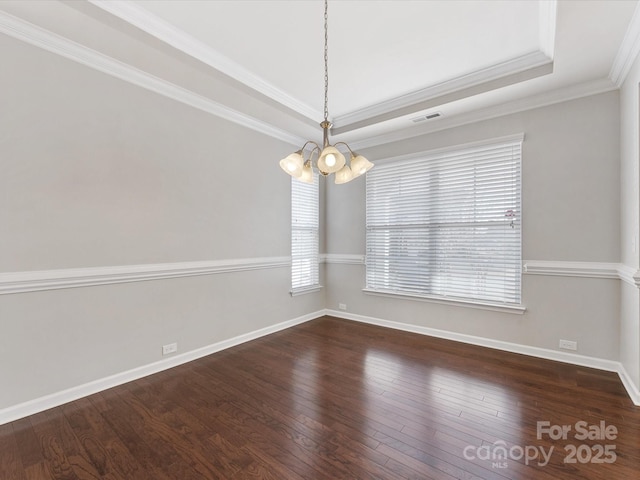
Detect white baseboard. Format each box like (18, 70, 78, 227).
(617, 363, 640, 406)
(325, 309, 640, 406)
(3, 308, 637, 426)
(0, 310, 325, 426)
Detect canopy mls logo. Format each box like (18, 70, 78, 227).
(463, 440, 553, 468)
(463, 420, 618, 469)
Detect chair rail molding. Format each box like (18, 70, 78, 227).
(523, 260, 620, 279)
(0, 257, 291, 295)
(523, 260, 640, 287)
(617, 263, 640, 288)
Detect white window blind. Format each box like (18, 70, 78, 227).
(366, 137, 522, 305)
(291, 174, 319, 292)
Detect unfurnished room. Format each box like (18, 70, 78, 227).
(1, 1, 640, 479)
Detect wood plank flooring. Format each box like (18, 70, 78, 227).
(1, 316, 639, 479)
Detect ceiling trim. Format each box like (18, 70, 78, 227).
(332, 52, 553, 134)
(332, 0, 557, 134)
(610, 1, 640, 87)
(88, 0, 322, 121)
(538, 0, 557, 59)
(90, 0, 557, 135)
(0, 11, 305, 147)
(348, 77, 616, 151)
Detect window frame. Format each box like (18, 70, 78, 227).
(290, 173, 321, 295)
(364, 134, 525, 313)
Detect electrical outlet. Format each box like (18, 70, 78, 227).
(338, 303, 347, 311)
(162, 342, 178, 355)
(559, 339, 577, 351)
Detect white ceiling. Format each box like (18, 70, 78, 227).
(1, 0, 639, 149)
(128, 0, 542, 117)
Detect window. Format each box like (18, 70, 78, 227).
(291, 173, 319, 293)
(365, 136, 522, 306)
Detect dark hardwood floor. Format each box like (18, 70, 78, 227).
(1, 316, 639, 479)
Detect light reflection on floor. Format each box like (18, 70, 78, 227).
(363, 348, 527, 469)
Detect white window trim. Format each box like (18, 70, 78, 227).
(290, 173, 320, 293)
(363, 288, 526, 314)
(365, 133, 524, 309)
(290, 285, 323, 297)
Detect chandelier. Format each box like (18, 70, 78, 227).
(279, 0, 373, 184)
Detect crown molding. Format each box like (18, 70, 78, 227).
(334, 0, 557, 132)
(348, 77, 616, 151)
(89, 0, 558, 134)
(610, 1, 640, 86)
(332, 51, 553, 134)
(88, 0, 321, 122)
(0, 3, 630, 155)
(538, 0, 557, 59)
(0, 257, 290, 295)
(0, 11, 305, 147)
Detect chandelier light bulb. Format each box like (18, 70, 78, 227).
(318, 146, 346, 174)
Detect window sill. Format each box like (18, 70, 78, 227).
(290, 285, 323, 297)
(362, 288, 526, 314)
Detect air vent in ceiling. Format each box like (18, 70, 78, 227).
(412, 112, 442, 123)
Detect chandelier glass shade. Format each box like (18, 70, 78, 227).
(279, 0, 373, 184)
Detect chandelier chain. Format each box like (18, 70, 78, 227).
(278, 0, 373, 183)
(323, 0, 329, 122)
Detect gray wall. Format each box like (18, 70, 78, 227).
(326, 92, 621, 360)
(0, 29, 632, 413)
(0, 36, 324, 409)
